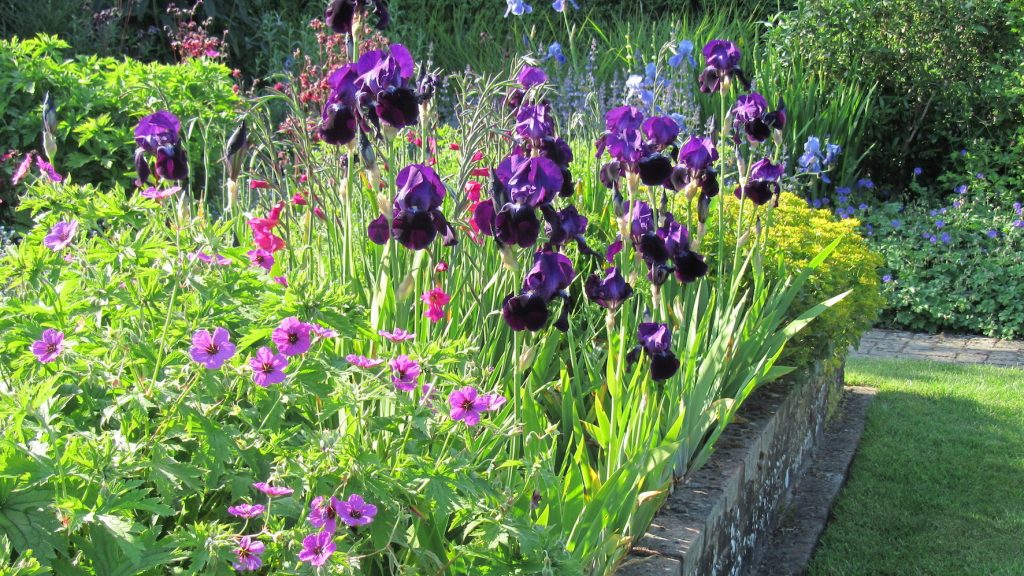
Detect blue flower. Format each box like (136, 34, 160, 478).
(940, 232, 951, 244)
(986, 230, 998, 238)
(505, 0, 533, 17)
(858, 203, 868, 211)
(836, 186, 851, 197)
(668, 40, 696, 68)
(552, 0, 578, 12)
(913, 167, 922, 176)
(956, 184, 968, 194)
(1013, 219, 1024, 228)
(856, 178, 874, 189)
(928, 235, 938, 243)
(545, 42, 566, 64)
(1014, 202, 1022, 215)
(935, 220, 944, 229)
(882, 274, 892, 283)
(891, 219, 902, 228)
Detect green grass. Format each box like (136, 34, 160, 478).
(809, 357, 1024, 576)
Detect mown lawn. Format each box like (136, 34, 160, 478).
(809, 357, 1024, 575)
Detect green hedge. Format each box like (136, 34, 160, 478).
(0, 34, 241, 227)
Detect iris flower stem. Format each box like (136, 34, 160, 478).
(716, 87, 727, 314)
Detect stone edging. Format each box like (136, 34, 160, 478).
(617, 358, 844, 576)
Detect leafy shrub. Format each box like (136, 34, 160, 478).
(770, 0, 1024, 186)
(858, 138, 1024, 338)
(0, 34, 240, 227)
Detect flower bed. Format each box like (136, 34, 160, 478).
(0, 5, 878, 573)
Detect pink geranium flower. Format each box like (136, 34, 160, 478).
(189, 327, 236, 369)
(31, 328, 65, 363)
(298, 531, 335, 567)
(379, 328, 415, 342)
(308, 496, 343, 533)
(43, 220, 77, 251)
(449, 386, 507, 427)
(346, 354, 384, 368)
(338, 494, 377, 527)
(271, 317, 313, 356)
(249, 346, 288, 386)
(252, 481, 294, 496)
(191, 251, 231, 266)
(227, 503, 265, 518)
(246, 249, 274, 271)
(390, 355, 420, 392)
(233, 536, 265, 572)
(140, 185, 182, 200)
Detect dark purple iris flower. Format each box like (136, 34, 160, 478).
(628, 202, 708, 285)
(368, 164, 457, 250)
(502, 250, 575, 332)
(517, 66, 548, 89)
(585, 267, 633, 310)
(732, 92, 785, 143)
(538, 136, 575, 197)
(641, 116, 679, 150)
(325, 0, 389, 35)
(515, 103, 555, 143)
(735, 158, 785, 205)
(320, 65, 360, 145)
(546, 205, 599, 257)
(664, 221, 708, 283)
(134, 111, 188, 184)
(678, 136, 718, 172)
(474, 156, 564, 249)
(699, 40, 748, 93)
(636, 322, 680, 381)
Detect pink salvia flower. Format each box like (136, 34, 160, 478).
(379, 328, 415, 342)
(227, 503, 265, 518)
(246, 249, 274, 271)
(347, 354, 384, 368)
(252, 482, 294, 496)
(31, 329, 65, 363)
(233, 536, 265, 572)
(298, 531, 335, 567)
(390, 355, 420, 392)
(249, 179, 272, 189)
(189, 327, 236, 369)
(271, 317, 314, 356)
(249, 346, 288, 387)
(43, 220, 77, 251)
(338, 494, 377, 527)
(291, 192, 307, 205)
(308, 496, 343, 533)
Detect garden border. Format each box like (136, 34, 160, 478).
(617, 357, 845, 576)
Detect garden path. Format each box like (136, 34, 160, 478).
(850, 329, 1024, 369)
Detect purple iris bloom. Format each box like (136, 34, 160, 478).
(585, 267, 634, 311)
(664, 221, 708, 283)
(735, 158, 784, 205)
(370, 164, 457, 250)
(545, 42, 566, 64)
(503, 250, 575, 332)
(636, 322, 680, 381)
(679, 136, 718, 172)
(476, 156, 563, 249)
(699, 40, 746, 93)
(733, 93, 782, 143)
(517, 66, 548, 88)
(732, 93, 767, 123)
(357, 44, 420, 130)
(515, 103, 555, 142)
(604, 106, 645, 132)
(189, 327, 236, 369)
(134, 111, 188, 184)
(320, 65, 360, 145)
(546, 205, 599, 257)
(325, 0, 389, 35)
(641, 116, 679, 149)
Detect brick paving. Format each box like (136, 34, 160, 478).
(850, 329, 1024, 369)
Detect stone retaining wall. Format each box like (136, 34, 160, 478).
(617, 358, 844, 576)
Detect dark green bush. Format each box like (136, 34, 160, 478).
(0, 34, 241, 227)
(770, 0, 1024, 188)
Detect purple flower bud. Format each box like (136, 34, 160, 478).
(585, 267, 633, 310)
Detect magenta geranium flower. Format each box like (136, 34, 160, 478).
(43, 220, 77, 251)
(308, 496, 343, 533)
(249, 346, 288, 387)
(252, 481, 294, 496)
(421, 287, 450, 323)
(390, 355, 420, 392)
(271, 317, 313, 356)
(191, 251, 231, 266)
(31, 328, 65, 363)
(312, 324, 338, 338)
(227, 503, 265, 518)
(449, 386, 489, 426)
(189, 327, 236, 369)
(338, 494, 377, 527)
(232, 536, 265, 572)
(346, 354, 384, 368)
(140, 185, 182, 200)
(298, 531, 335, 567)
(246, 249, 274, 271)
(379, 328, 414, 342)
